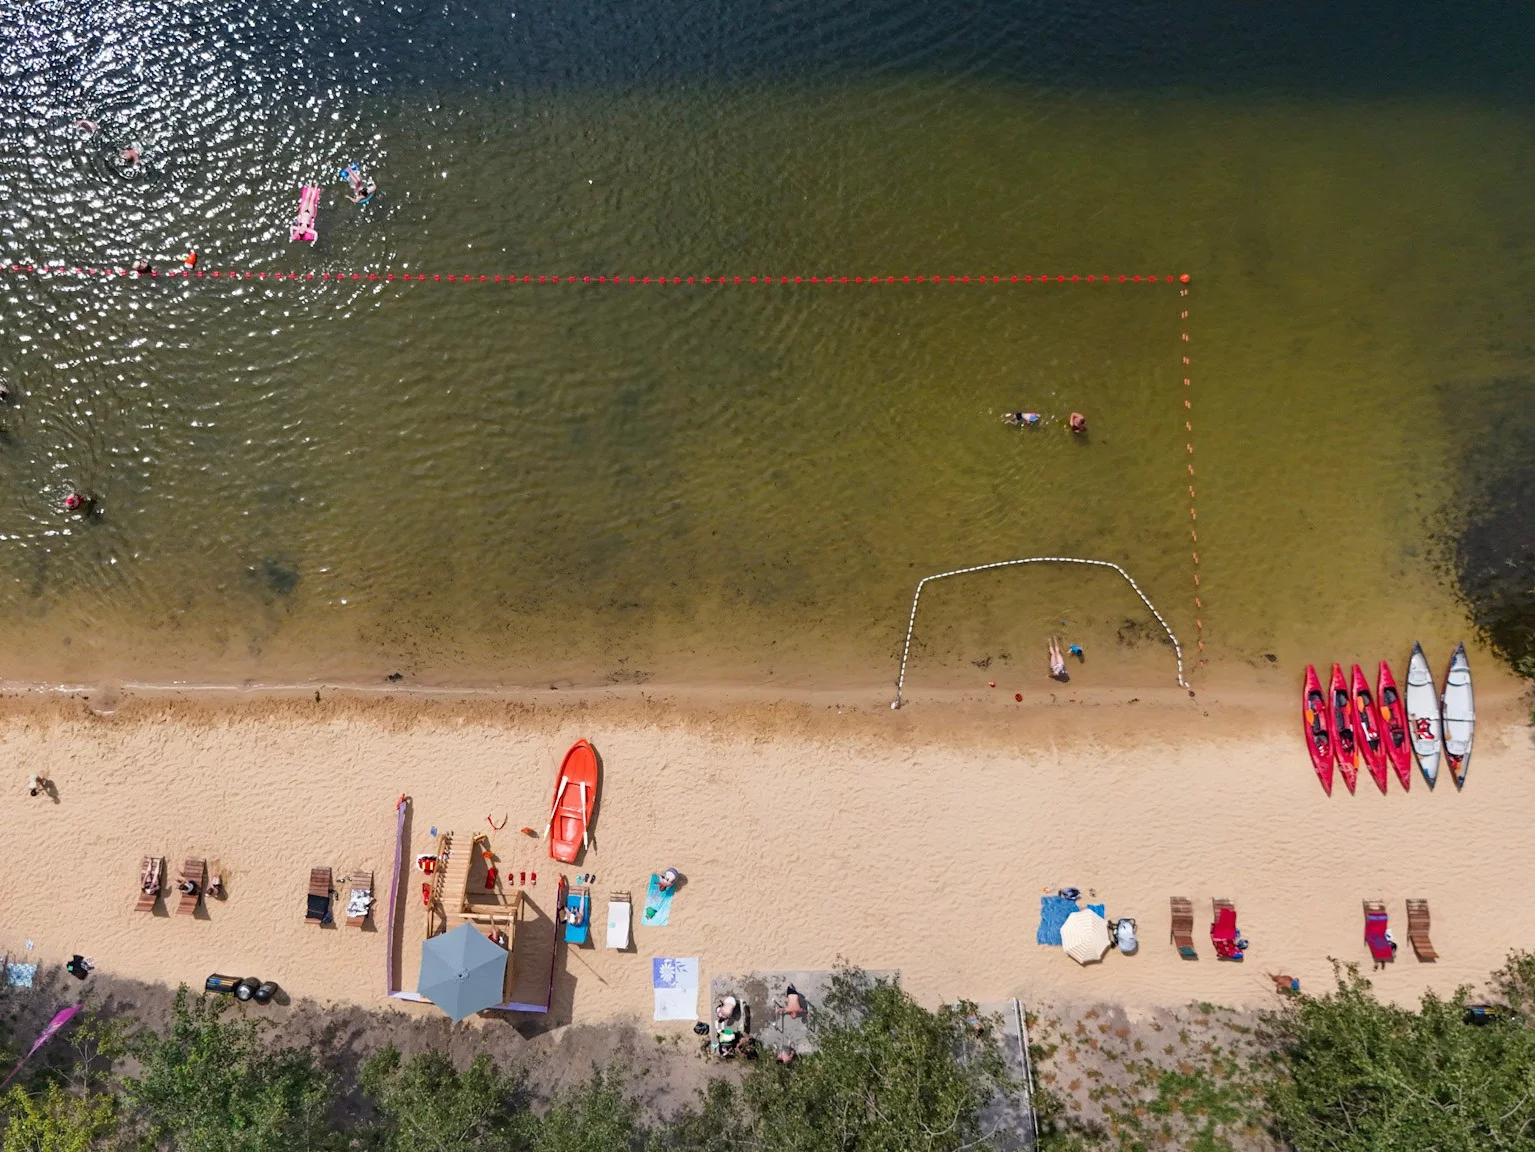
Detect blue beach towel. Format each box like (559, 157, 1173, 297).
(1037, 896, 1077, 946)
(643, 874, 675, 926)
(5, 963, 36, 988)
(564, 888, 591, 945)
(1038, 899, 1109, 946)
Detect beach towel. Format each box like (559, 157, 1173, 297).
(1212, 907, 1241, 959)
(4, 963, 36, 989)
(347, 889, 374, 919)
(1037, 895, 1078, 946)
(306, 893, 332, 925)
(643, 874, 675, 927)
(652, 957, 699, 1021)
(1365, 913, 1392, 961)
(564, 889, 591, 945)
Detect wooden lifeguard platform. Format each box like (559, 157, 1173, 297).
(428, 833, 523, 1002)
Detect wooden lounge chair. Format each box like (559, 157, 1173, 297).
(1363, 899, 1393, 968)
(175, 859, 206, 916)
(345, 870, 374, 928)
(1211, 898, 1243, 961)
(306, 867, 333, 927)
(1406, 899, 1437, 962)
(1170, 896, 1196, 959)
(136, 856, 164, 912)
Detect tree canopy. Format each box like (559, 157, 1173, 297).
(1265, 960, 1535, 1152)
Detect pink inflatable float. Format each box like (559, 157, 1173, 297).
(290, 185, 320, 243)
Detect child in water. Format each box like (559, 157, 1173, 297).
(1002, 411, 1041, 427)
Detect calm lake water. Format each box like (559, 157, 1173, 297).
(0, 1, 1532, 690)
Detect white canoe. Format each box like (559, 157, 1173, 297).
(1441, 642, 1475, 790)
(1404, 642, 1442, 789)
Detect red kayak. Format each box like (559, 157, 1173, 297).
(1376, 660, 1412, 791)
(1328, 663, 1359, 794)
(1351, 664, 1389, 794)
(1302, 665, 1334, 795)
(544, 738, 599, 864)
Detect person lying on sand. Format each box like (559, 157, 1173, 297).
(1049, 636, 1069, 681)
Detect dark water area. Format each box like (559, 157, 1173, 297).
(1452, 378, 1535, 679)
(15, 0, 1535, 99)
(0, 0, 1532, 689)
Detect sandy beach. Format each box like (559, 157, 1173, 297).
(1, 678, 1531, 1028)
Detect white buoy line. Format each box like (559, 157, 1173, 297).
(891, 556, 1188, 708)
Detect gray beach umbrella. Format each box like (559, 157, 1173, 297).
(417, 922, 508, 1021)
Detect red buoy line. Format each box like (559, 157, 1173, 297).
(1179, 276, 1202, 670)
(1, 264, 1186, 286)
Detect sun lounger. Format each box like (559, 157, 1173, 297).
(1364, 899, 1393, 966)
(564, 885, 591, 945)
(136, 856, 164, 912)
(346, 870, 374, 928)
(606, 891, 631, 950)
(175, 859, 206, 916)
(1170, 896, 1196, 959)
(1406, 899, 1436, 962)
(1211, 898, 1243, 961)
(306, 867, 333, 927)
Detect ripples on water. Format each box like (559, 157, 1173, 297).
(0, 1, 1531, 686)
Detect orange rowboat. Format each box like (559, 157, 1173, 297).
(544, 739, 599, 864)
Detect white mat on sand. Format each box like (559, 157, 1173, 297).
(653, 957, 699, 1021)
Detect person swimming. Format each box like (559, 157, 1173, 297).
(1002, 411, 1041, 427)
(1069, 412, 1087, 434)
(119, 146, 140, 166)
(72, 119, 99, 136)
(341, 163, 377, 204)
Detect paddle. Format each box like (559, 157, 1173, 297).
(578, 780, 591, 851)
(541, 776, 567, 841)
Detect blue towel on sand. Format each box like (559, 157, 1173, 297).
(1037, 896, 1076, 945)
(1038, 899, 1109, 946)
(643, 874, 675, 926)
